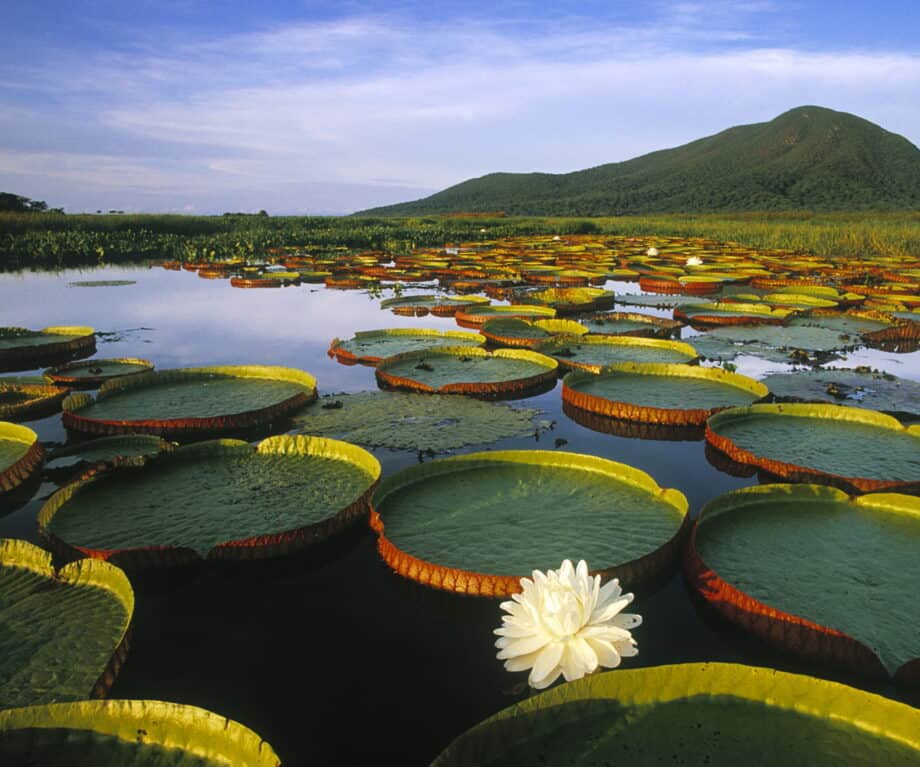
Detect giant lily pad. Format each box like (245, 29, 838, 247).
(563, 363, 768, 425)
(379, 294, 489, 317)
(538, 336, 698, 373)
(0, 423, 43, 494)
(479, 318, 587, 348)
(376, 347, 558, 398)
(432, 663, 920, 766)
(39, 435, 381, 568)
(686, 485, 920, 682)
(327, 329, 483, 366)
(515, 287, 614, 315)
(295, 391, 544, 452)
(370, 450, 688, 596)
(0, 382, 68, 421)
(0, 538, 133, 708)
(616, 293, 707, 309)
(705, 403, 920, 492)
(45, 435, 171, 476)
(44, 358, 154, 388)
(0, 699, 280, 765)
(580, 311, 682, 338)
(674, 303, 793, 326)
(62, 365, 317, 438)
(0, 327, 96, 372)
(454, 305, 556, 328)
(762, 368, 920, 416)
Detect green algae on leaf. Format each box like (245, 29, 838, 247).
(39, 435, 380, 566)
(0, 699, 280, 766)
(0, 538, 133, 708)
(295, 391, 543, 452)
(432, 663, 920, 766)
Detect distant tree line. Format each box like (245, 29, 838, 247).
(0, 193, 63, 214)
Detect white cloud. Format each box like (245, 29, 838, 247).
(2, 10, 919, 212)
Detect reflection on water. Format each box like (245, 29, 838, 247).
(1, 265, 918, 764)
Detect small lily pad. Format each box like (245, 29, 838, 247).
(328, 329, 484, 365)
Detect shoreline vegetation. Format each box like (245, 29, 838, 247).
(1, 210, 918, 271)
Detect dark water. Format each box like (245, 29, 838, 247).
(1, 266, 917, 765)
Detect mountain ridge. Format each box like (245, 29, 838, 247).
(358, 106, 920, 216)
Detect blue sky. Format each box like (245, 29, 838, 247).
(2, 1, 918, 214)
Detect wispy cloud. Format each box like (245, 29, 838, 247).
(2, 6, 919, 212)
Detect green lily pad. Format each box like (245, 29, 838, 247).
(480, 318, 587, 347)
(539, 336, 698, 372)
(692, 325, 857, 352)
(690, 485, 920, 678)
(0, 423, 43, 494)
(45, 436, 171, 471)
(516, 287, 614, 314)
(432, 663, 920, 766)
(789, 313, 894, 336)
(295, 392, 543, 452)
(0, 699, 280, 766)
(44, 358, 154, 388)
(762, 369, 920, 416)
(62, 365, 317, 437)
(676, 303, 794, 325)
(0, 383, 68, 421)
(0, 327, 96, 373)
(376, 347, 558, 397)
(0, 538, 133, 708)
(455, 305, 557, 327)
(615, 293, 707, 308)
(689, 335, 804, 364)
(39, 435, 381, 565)
(580, 312, 682, 337)
(371, 450, 687, 595)
(379, 294, 489, 316)
(706, 404, 920, 491)
(67, 280, 136, 288)
(328, 329, 484, 365)
(563, 363, 767, 424)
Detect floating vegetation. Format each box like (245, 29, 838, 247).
(0, 699, 281, 766)
(328, 329, 483, 366)
(538, 335, 698, 372)
(67, 280, 136, 287)
(370, 450, 688, 596)
(580, 311, 682, 338)
(62, 365, 317, 438)
(454, 304, 556, 328)
(376, 346, 558, 398)
(0, 326, 96, 372)
(45, 435, 171, 475)
(689, 324, 858, 363)
(39, 435, 381, 568)
(432, 663, 920, 765)
(479, 318, 588, 348)
(0, 538, 133, 707)
(687, 485, 920, 682)
(705, 403, 920, 492)
(44, 358, 154, 388)
(0, 422, 43, 494)
(515, 286, 615, 315)
(563, 363, 768, 425)
(762, 368, 920, 416)
(379, 294, 490, 317)
(0, 381, 68, 421)
(295, 391, 545, 452)
(674, 302, 794, 327)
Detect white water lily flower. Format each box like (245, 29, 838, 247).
(494, 559, 641, 690)
(646, 247, 659, 256)
(686, 255, 704, 267)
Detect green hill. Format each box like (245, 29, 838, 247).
(359, 106, 920, 216)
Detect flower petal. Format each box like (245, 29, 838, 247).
(529, 641, 564, 687)
(496, 632, 550, 659)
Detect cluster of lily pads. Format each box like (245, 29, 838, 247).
(1, 232, 918, 764)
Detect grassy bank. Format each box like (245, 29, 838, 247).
(1, 211, 917, 270)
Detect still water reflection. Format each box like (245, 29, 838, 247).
(1, 265, 917, 765)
